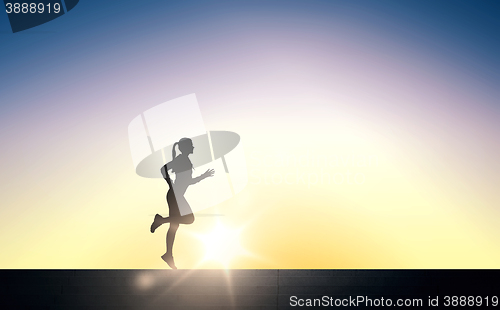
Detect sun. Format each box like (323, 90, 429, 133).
(194, 221, 248, 268)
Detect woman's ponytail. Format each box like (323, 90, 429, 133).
(172, 142, 178, 159)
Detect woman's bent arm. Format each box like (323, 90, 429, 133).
(190, 169, 215, 184)
(161, 163, 173, 187)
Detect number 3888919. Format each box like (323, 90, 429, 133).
(5, 3, 61, 14)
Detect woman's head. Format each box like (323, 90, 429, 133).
(172, 138, 194, 158)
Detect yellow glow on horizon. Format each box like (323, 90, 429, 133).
(193, 221, 249, 268)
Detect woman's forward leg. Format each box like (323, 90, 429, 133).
(162, 222, 179, 269)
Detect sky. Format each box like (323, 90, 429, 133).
(0, 0, 499, 269)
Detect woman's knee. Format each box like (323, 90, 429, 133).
(183, 214, 195, 224)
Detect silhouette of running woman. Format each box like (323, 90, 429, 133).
(150, 138, 214, 269)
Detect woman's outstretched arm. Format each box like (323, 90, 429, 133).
(190, 169, 215, 184)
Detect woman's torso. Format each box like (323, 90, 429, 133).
(170, 155, 193, 194)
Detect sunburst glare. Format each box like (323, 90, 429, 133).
(194, 221, 248, 268)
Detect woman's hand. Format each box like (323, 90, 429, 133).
(202, 169, 215, 179)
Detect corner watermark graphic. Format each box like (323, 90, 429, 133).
(3, 0, 79, 32)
